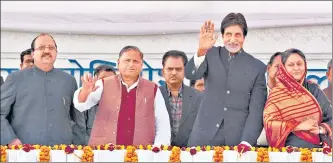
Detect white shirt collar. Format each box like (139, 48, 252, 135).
(120, 77, 140, 92)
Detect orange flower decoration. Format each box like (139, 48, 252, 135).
(0, 145, 7, 162)
(81, 146, 94, 162)
(124, 146, 138, 162)
(256, 147, 269, 162)
(300, 148, 312, 162)
(168, 146, 181, 162)
(213, 146, 224, 162)
(39, 146, 51, 162)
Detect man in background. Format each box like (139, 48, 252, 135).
(20, 48, 34, 70)
(190, 78, 205, 92)
(257, 52, 281, 147)
(323, 59, 332, 104)
(85, 65, 116, 143)
(159, 50, 203, 147)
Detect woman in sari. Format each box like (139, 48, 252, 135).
(264, 48, 332, 148)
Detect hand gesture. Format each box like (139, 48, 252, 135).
(81, 73, 99, 94)
(198, 20, 219, 56)
(295, 118, 318, 131)
(9, 138, 22, 146)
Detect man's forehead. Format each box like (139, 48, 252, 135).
(23, 55, 33, 59)
(272, 55, 282, 63)
(35, 35, 56, 45)
(224, 25, 243, 33)
(121, 51, 142, 59)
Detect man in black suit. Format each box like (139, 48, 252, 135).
(185, 13, 267, 147)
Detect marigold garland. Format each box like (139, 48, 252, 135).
(124, 146, 138, 162)
(256, 147, 269, 162)
(213, 146, 224, 162)
(300, 148, 312, 162)
(0, 145, 7, 162)
(3, 144, 332, 162)
(81, 146, 94, 162)
(38, 146, 51, 162)
(168, 146, 181, 162)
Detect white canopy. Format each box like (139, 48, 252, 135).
(1, 1, 332, 35)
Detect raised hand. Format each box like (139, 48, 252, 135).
(9, 138, 22, 146)
(81, 73, 99, 93)
(198, 20, 219, 57)
(78, 73, 100, 103)
(294, 118, 318, 131)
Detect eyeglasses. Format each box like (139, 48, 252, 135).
(34, 46, 57, 51)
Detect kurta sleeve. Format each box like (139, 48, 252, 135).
(0, 74, 18, 145)
(70, 78, 88, 145)
(153, 88, 171, 146)
(73, 79, 103, 112)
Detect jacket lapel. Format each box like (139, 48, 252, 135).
(179, 86, 193, 126)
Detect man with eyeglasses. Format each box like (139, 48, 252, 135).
(0, 33, 86, 146)
(85, 65, 116, 143)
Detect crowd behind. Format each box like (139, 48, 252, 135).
(0, 13, 332, 150)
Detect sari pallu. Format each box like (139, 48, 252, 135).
(264, 64, 332, 148)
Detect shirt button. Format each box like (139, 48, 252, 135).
(113, 120, 116, 122)
(49, 124, 53, 127)
(112, 132, 116, 135)
(216, 124, 220, 128)
(224, 108, 227, 111)
(227, 90, 230, 94)
(128, 118, 131, 120)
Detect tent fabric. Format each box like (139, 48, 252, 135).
(1, 1, 332, 36)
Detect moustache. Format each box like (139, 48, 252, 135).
(42, 53, 52, 58)
(227, 42, 239, 46)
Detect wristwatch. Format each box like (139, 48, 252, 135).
(319, 127, 323, 134)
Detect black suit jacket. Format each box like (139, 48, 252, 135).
(159, 84, 203, 147)
(0, 76, 4, 86)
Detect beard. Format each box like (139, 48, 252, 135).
(225, 42, 241, 53)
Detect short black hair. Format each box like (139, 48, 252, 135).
(220, 13, 248, 37)
(94, 65, 116, 77)
(267, 52, 282, 65)
(20, 48, 32, 63)
(119, 45, 143, 59)
(31, 33, 58, 51)
(327, 59, 332, 70)
(190, 80, 196, 87)
(281, 48, 307, 66)
(162, 50, 188, 67)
